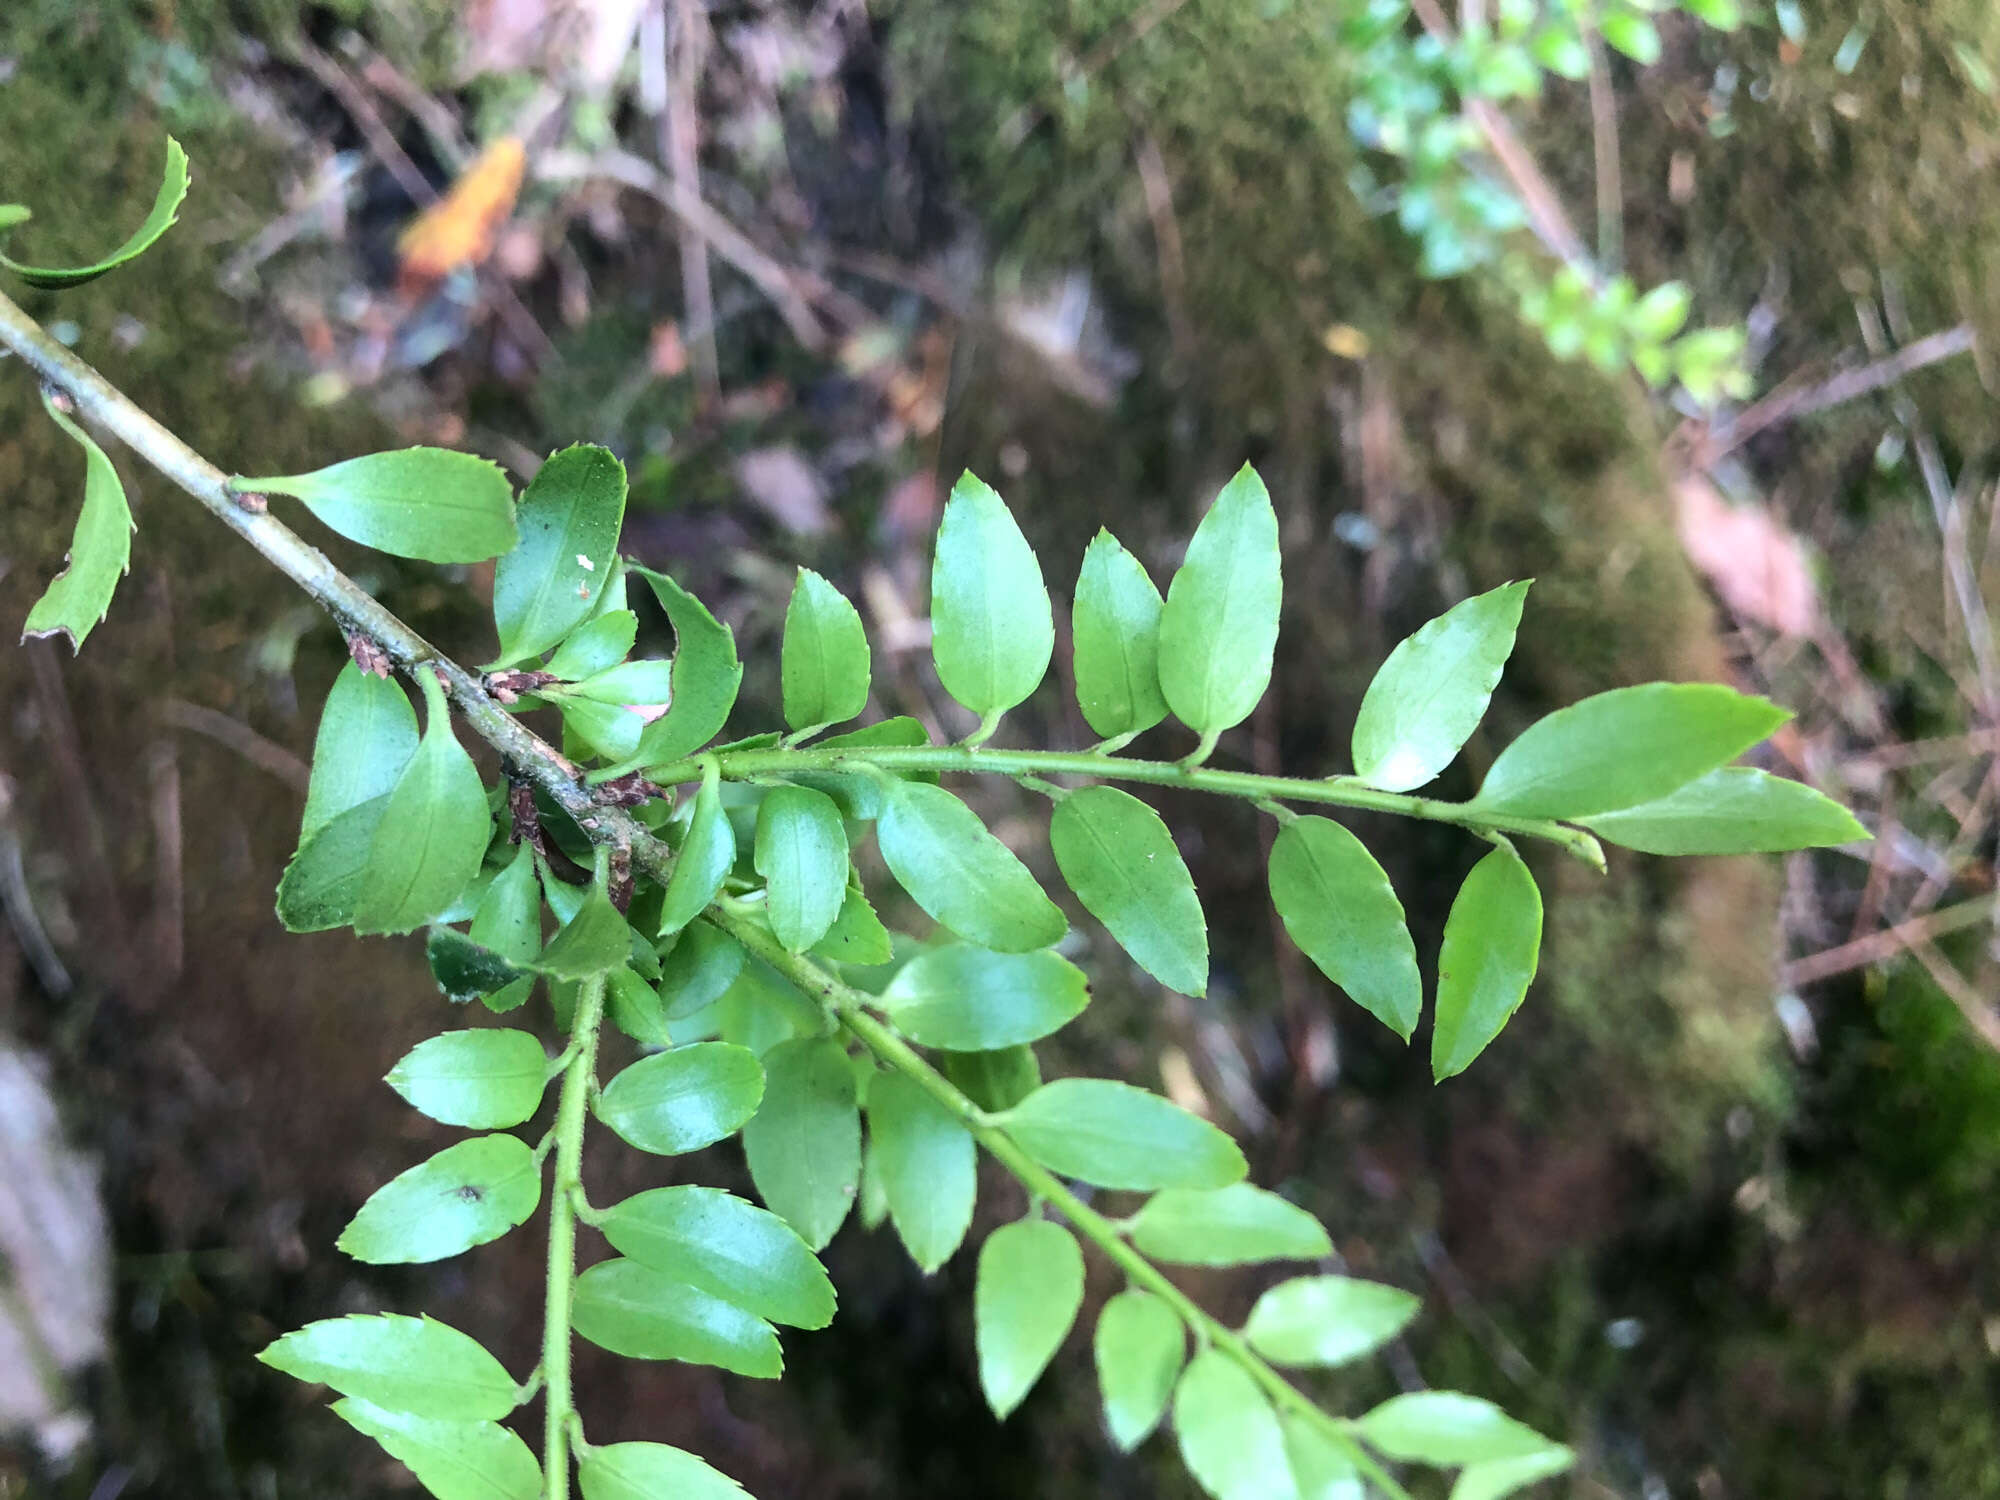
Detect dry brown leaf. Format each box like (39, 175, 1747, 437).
(1674, 472, 1822, 638)
(396, 137, 527, 290)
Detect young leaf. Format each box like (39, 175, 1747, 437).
(23, 391, 134, 651)
(607, 966, 671, 1046)
(930, 472, 1054, 719)
(811, 883, 895, 966)
(659, 920, 748, 1019)
(1127, 1183, 1333, 1267)
(659, 770, 736, 936)
(489, 444, 626, 666)
(1283, 1417, 1365, 1500)
(301, 664, 418, 843)
(234, 449, 518, 565)
(595, 1043, 765, 1155)
(258, 1313, 520, 1421)
(1050, 786, 1207, 995)
(867, 1071, 977, 1273)
(879, 945, 1089, 1051)
(547, 609, 638, 680)
(331, 1398, 540, 1500)
(601, 1185, 835, 1329)
(1094, 1289, 1185, 1451)
(1071, 528, 1169, 740)
(1431, 841, 1543, 1081)
(975, 1219, 1084, 1419)
(277, 793, 392, 933)
(536, 877, 631, 979)
(385, 1029, 549, 1129)
(941, 1046, 1043, 1113)
(782, 567, 871, 732)
(755, 785, 850, 953)
(1157, 465, 1282, 740)
(1472, 683, 1789, 818)
(1268, 817, 1422, 1039)
(337, 1135, 541, 1264)
(579, 1442, 752, 1500)
(875, 781, 1066, 952)
(629, 566, 743, 766)
(558, 695, 646, 762)
(568, 659, 675, 707)
(1353, 1392, 1562, 1466)
(1173, 1348, 1299, 1500)
(1351, 582, 1529, 791)
(994, 1080, 1245, 1191)
(742, 1036, 862, 1250)
(0, 136, 188, 287)
(1448, 1449, 1576, 1500)
(1581, 766, 1868, 854)
(468, 842, 539, 1011)
(354, 672, 493, 935)
(1243, 1276, 1421, 1367)
(571, 1259, 782, 1378)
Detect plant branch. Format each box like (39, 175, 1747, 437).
(543, 973, 606, 1500)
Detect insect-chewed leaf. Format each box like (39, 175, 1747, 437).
(755, 785, 850, 953)
(1471, 682, 1789, 818)
(337, 1135, 541, 1264)
(1, 136, 188, 287)
(1094, 1288, 1185, 1451)
(258, 1312, 520, 1421)
(354, 672, 493, 935)
(1581, 766, 1868, 854)
(782, 567, 871, 731)
(489, 444, 626, 666)
(595, 1043, 765, 1155)
(579, 1442, 753, 1500)
(1268, 817, 1421, 1039)
(658, 919, 748, 1019)
(1431, 841, 1543, 1081)
(867, 1071, 976, 1274)
(975, 1218, 1084, 1420)
(659, 771, 736, 936)
(1351, 581, 1528, 792)
(810, 883, 894, 966)
(234, 448, 517, 564)
(277, 793, 391, 932)
(940, 1046, 1042, 1113)
(301, 664, 418, 844)
(1352, 1392, 1565, 1467)
(1243, 1276, 1421, 1368)
(880, 945, 1089, 1051)
(385, 1029, 549, 1129)
(1156, 465, 1282, 740)
(467, 842, 540, 1011)
(875, 781, 1066, 952)
(1071, 528, 1168, 740)
(536, 877, 631, 979)
(1173, 1348, 1298, 1500)
(1127, 1183, 1332, 1267)
(601, 1185, 835, 1329)
(331, 1398, 541, 1500)
(22, 391, 134, 651)
(930, 472, 1053, 719)
(571, 1258, 782, 1377)
(547, 610, 638, 680)
(742, 1036, 861, 1251)
(1051, 786, 1207, 995)
(1283, 1417, 1365, 1500)
(1448, 1449, 1577, 1500)
(607, 966, 671, 1047)
(628, 566, 742, 767)
(993, 1079, 1245, 1191)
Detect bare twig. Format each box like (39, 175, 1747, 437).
(1131, 131, 1194, 365)
(159, 700, 311, 792)
(663, 0, 721, 403)
(1782, 894, 1998, 988)
(289, 38, 438, 209)
(1585, 26, 1623, 271)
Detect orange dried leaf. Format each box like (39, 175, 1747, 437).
(397, 137, 527, 286)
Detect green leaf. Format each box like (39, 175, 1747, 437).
(659, 770, 736, 937)
(1173, 1348, 1299, 1500)
(1071, 528, 1169, 740)
(975, 1219, 1084, 1419)
(1431, 840, 1544, 1081)
(331, 1398, 540, 1500)
(607, 966, 671, 1046)
(876, 781, 1066, 952)
(781, 568, 871, 731)
(1094, 1289, 1185, 1451)
(1630, 283, 1692, 342)
(994, 1080, 1245, 1190)
(547, 610, 638, 680)
(811, 883, 894, 966)
(867, 1071, 976, 1273)
(1127, 1183, 1333, 1267)
(0, 205, 29, 230)
(1354, 1392, 1561, 1466)
(1050, 786, 1207, 995)
(337, 1135, 541, 1264)
(1243, 1276, 1420, 1367)
(742, 1036, 862, 1250)
(1268, 817, 1422, 1039)
(277, 793, 392, 933)
(601, 1185, 835, 1329)
(557, 695, 645, 762)
(659, 920, 748, 1019)
(536, 878, 631, 979)
(880, 945, 1089, 1051)
(1351, 582, 1528, 792)
(258, 1313, 520, 1420)
(301, 664, 419, 843)
(571, 1258, 782, 1378)
(385, 1030, 549, 1129)
(426, 927, 535, 1006)
(629, 566, 742, 766)
(1581, 766, 1867, 854)
(354, 672, 493, 935)
(1284, 1416, 1365, 1500)
(579, 1442, 752, 1500)
(235, 449, 517, 565)
(468, 842, 540, 1010)
(1601, 12, 1661, 64)
(1, 136, 188, 287)
(22, 391, 135, 651)
(1472, 683, 1789, 818)
(755, 785, 850, 953)
(1450, 1449, 1576, 1500)
(941, 1046, 1043, 1113)
(595, 1043, 765, 1155)
(1157, 465, 1282, 740)
(489, 444, 626, 666)
(930, 472, 1053, 719)
(569, 659, 675, 707)
(788, 717, 936, 818)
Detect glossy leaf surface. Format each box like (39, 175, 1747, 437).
(258, 1313, 519, 1421)
(658, 920, 748, 1019)
(1094, 1289, 1185, 1451)
(995, 1080, 1245, 1191)
(1127, 1183, 1333, 1267)
(1431, 841, 1543, 1081)
(490, 444, 625, 665)
(1284, 1416, 1365, 1500)
(629, 566, 742, 766)
(755, 784, 849, 953)
(1268, 816, 1421, 1039)
(930, 472, 1053, 718)
(659, 772, 736, 936)
(1353, 1392, 1561, 1466)
(595, 1043, 765, 1155)
(876, 781, 1066, 952)
(536, 877, 631, 979)
(975, 1218, 1084, 1419)
(811, 884, 894, 966)
(579, 1443, 752, 1500)
(781, 567, 870, 731)
(354, 672, 492, 935)
(1071, 528, 1168, 739)
(1050, 786, 1206, 995)
(276, 794, 391, 933)
(385, 1029, 548, 1129)
(1157, 465, 1282, 738)
(546, 610, 637, 680)
(331, 1398, 540, 1500)
(571, 1259, 781, 1377)
(880, 945, 1089, 1051)
(1173, 1348, 1298, 1500)
(868, 1071, 976, 1273)
(1449, 1449, 1576, 1500)
(742, 1036, 861, 1250)
(1582, 766, 1867, 854)
(300, 664, 418, 843)
(23, 391, 134, 650)
(338, 1135, 540, 1263)
(236, 448, 517, 564)
(601, 1185, 835, 1329)
(1243, 1276, 1421, 1367)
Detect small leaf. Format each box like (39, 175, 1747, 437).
(1157, 465, 1282, 739)
(579, 1442, 752, 1500)
(385, 1030, 549, 1129)
(1127, 1183, 1332, 1267)
(1072, 528, 1169, 740)
(994, 1080, 1245, 1191)
(354, 672, 493, 935)
(558, 695, 646, 761)
(811, 884, 894, 966)
(337, 1135, 541, 1264)
(22, 390, 135, 651)
(235, 449, 517, 565)
(301, 664, 419, 843)
(490, 444, 626, 666)
(880, 945, 1089, 1051)
(1284, 1416, 1365, 1500)
(629, 566, 742, 766)
(868, 1071, 977, 1273)
(258, 1313, 520, 1420)
(426, 927, 535, 1005)
(755, 785, 850, 952)
(659, 770, 736, 936)
(607, 966, 670, 1046)
(975, 1219, 1084, 1419)
(1450, 1449, 1576, 1500)
(1173, 1349, 1299, 1500)
(1581, 766, 1868, 854)
(0, 205, 29, 230)
(571, 1258, 782, 1377)
(1094, 1289, 1185, 1451)
(658, 920, 748, 1019)
(930, 472, 1054, 719)
(1268, 817, 1421, 1039)
(1353, 1392, 1561, 1466)
(876, 781, 1066, 952)
(781, 568, 871, 731)
(547, 610, 638, 680)
(468, 842, 539, 1010)
(601, 1185, 835, 1329)
(331, 1398, 540, 1500)
(595, 1043, 765, 1155)
(1, 136, 188, 287)
(941, 1046, 1043, 1113)
(1243, 1276, 1420, 1367)
(568, 659, 675, 707)
(742, 1036, 861, 1250)
(1601, 11, 1662, 64)
(1431, 841, 1543, 1081)
(1050, 786, 1207, 995)
(536, 878, 631, 979)
(789, 717, 935, 819)
(277, 793, 391, 933)
(1351, 582, 1528, 791)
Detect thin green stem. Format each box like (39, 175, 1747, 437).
(543, 974, 606, 1500)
